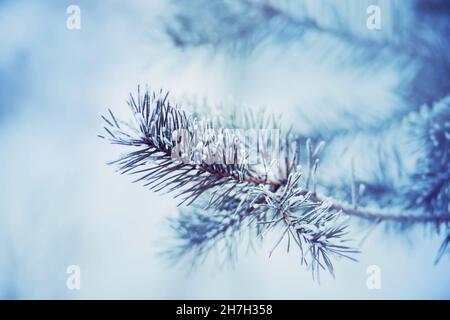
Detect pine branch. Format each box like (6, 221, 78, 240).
(99, 87, 450, 275)
(407, 95, 450, 218)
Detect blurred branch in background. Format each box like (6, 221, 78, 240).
(163, 0, 450, 269)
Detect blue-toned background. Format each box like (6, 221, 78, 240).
(0, 0, 449, 299)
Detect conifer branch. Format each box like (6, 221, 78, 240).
(99, 87, 450, 276)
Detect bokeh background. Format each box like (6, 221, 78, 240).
(0, 0, 449, 299)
